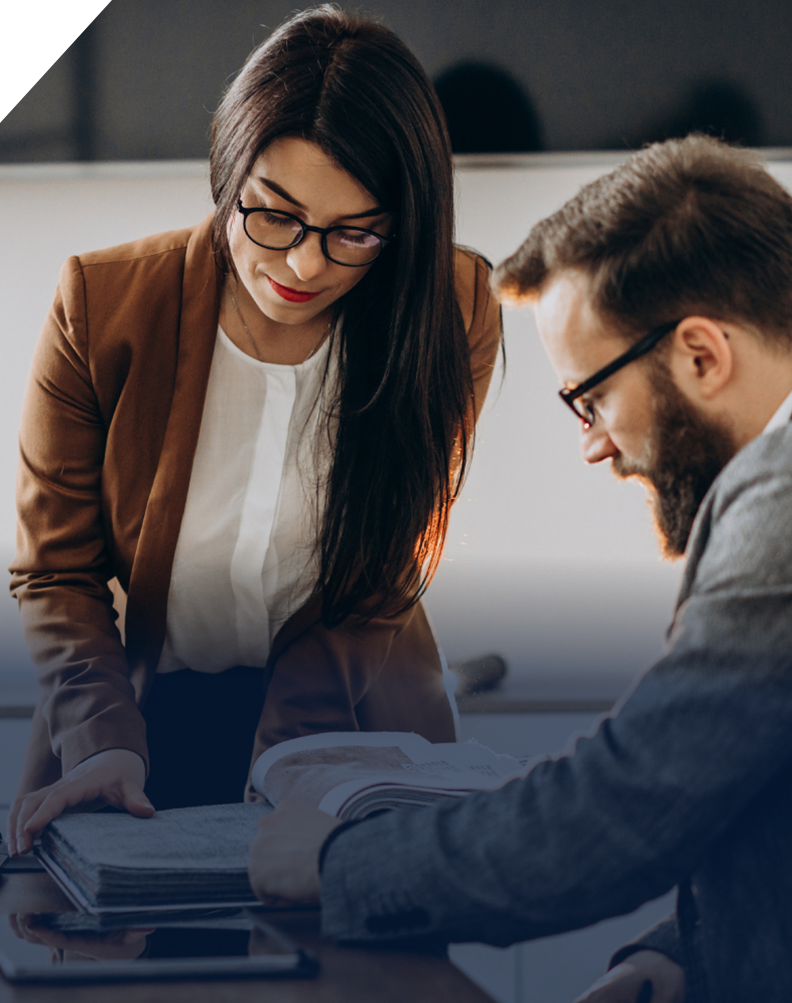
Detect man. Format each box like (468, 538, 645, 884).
(247, 135, 792, 1003)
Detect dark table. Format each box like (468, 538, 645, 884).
(0, 870, 496, 1003)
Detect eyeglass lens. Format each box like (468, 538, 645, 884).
(573, 398, 596, 425)
(244, 209, 383, 265)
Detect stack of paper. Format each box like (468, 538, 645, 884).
(37, 802, 272, 912)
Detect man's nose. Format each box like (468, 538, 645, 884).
(581, 422, 619, 464)
(286, 233, 328, 282)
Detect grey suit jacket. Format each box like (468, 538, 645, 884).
(319, 423, 792, 1003)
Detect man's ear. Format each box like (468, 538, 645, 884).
(668, 316, 733, 402)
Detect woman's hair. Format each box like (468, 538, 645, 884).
(210, 5, 473, 625)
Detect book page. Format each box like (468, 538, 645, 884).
(251, 732, 524, 813)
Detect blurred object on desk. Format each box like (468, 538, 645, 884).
(449, 654, 508, 697)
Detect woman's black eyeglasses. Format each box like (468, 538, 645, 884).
(237, 200, 394, 267)
(560, 320, 680, 427)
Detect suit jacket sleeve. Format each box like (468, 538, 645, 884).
(10, 257, 147, 778)
(246, 251, 503, 773)
(318, 430, 792, 944)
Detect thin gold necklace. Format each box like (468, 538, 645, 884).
(228, 288, 325, 365)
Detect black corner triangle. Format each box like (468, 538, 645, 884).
(0, 2, 110, 121)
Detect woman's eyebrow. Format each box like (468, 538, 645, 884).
(256, 176, 387, 219)
(257, 177, 305, 208)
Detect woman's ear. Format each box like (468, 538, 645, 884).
(668, 316, 733, 402)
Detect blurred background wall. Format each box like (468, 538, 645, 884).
(2, 0, 791, 698)
(2, 0, 792, 162)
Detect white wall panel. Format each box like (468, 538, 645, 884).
(3, 153, 789, 685)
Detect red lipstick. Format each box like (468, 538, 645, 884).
(267, 276, 321, 303)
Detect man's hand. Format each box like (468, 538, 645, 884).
(573, 950, 686, 1003)
(7, 749, 153, 856)
(248, 799, 341, 905)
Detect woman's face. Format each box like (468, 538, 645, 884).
(229, 136, 393, 329)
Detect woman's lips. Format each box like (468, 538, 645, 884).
(267, 276, 321, 303)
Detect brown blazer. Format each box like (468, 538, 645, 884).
(10, 215, 502, 797)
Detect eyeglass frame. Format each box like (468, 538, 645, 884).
(236, 199, 394, 267)
(559, 319, 681, 427)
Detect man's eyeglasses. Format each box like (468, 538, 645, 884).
(237, 200, 394, 267)
(559, 320, 680, 427)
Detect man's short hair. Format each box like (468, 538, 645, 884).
(494, 134, 792, 344)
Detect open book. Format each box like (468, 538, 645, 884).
(251, 731, 528, 819)
(37, 733, 531, 913)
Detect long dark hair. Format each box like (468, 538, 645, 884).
(210, 5, 473, 625)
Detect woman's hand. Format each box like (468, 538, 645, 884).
(7, 748, 154, 856)
(572, 950, 686, 1003)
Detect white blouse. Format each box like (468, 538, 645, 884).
(156, 326, 335, 673)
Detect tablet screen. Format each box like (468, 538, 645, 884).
(0, 908, 318, 983)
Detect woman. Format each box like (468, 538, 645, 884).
(7, 5, 501, 854)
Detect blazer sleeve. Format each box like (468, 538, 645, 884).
(10, 257, 148, 779)
(317, 436, 792, 945)
(247, 603, 439, 763)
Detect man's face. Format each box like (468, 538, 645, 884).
(534, 271, 736, 557)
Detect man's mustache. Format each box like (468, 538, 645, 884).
(611, 454, 653, 485)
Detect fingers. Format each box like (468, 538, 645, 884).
(248, 800, 339, 904)
(7, 793, 38, 856)
(11, 770, 155, 856)
(9, 915, 50, 947)
(12, 787, 61, 855)
(118, 781, 155, 818)
(20, 782, 101, 850)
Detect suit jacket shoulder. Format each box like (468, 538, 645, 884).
(78, 225, 195, 266)
(677, 424, 792, 610)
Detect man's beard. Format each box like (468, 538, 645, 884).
(613, 368, 737, 558)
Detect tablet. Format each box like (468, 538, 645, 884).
(0, 907, 319, 983)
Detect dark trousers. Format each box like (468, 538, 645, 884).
(142, 666, 267, 810)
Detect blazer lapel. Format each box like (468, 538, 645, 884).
(125, 214, 221, 695)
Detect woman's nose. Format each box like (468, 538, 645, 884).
(285, 233, 328, 282)
(581, 422, 619, 464)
